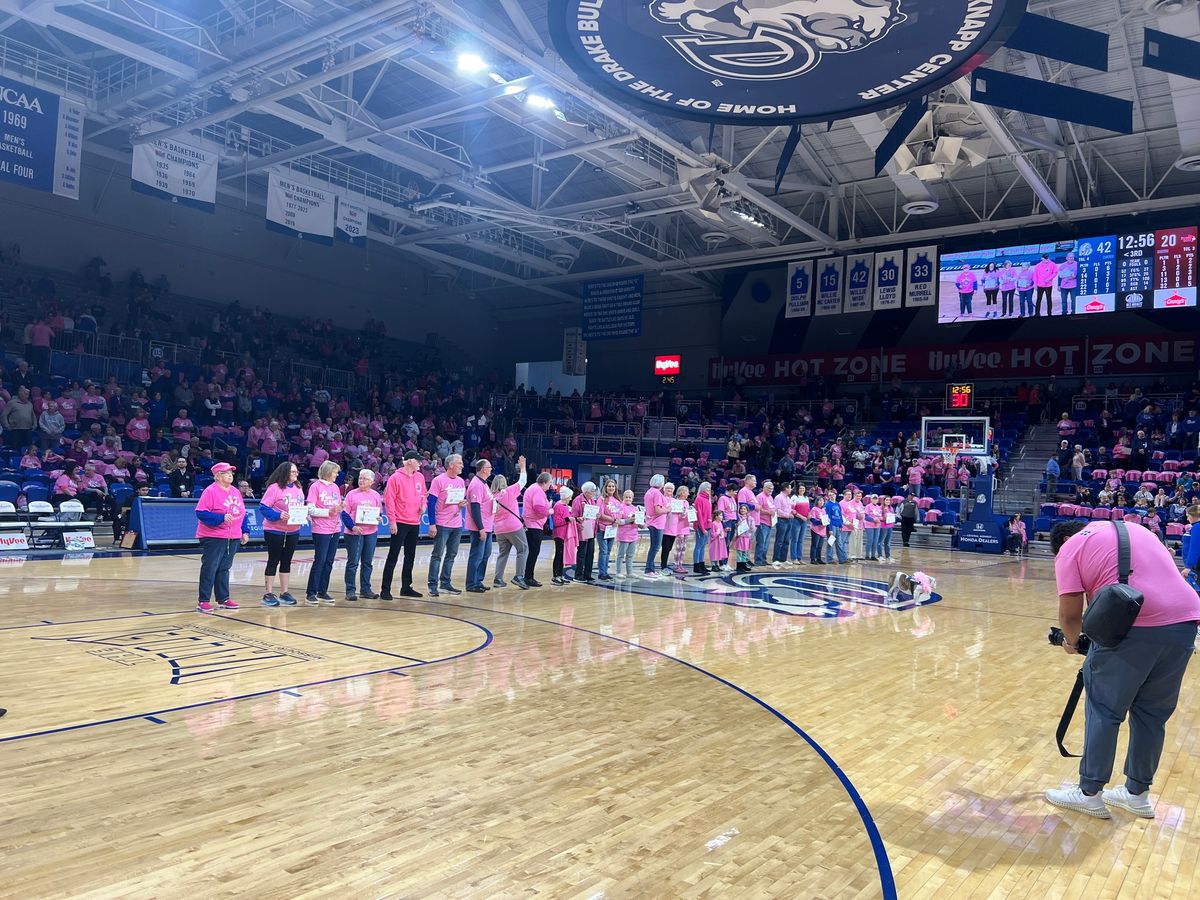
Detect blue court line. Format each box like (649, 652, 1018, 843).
(0, 613, 494, 745)
(281, 690, 302, 697)
(407, 597, 899, 900)
(143, 715, 166, 725)
(0, 610, 197, 632)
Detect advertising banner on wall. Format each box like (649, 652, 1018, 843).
(131, 137, 218, 212)
(266, 170, 335, 243)
(0, 74, 82, 199)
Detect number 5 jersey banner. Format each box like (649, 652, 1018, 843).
(131, 137, 218, 212)
(786, 260, 813, 318)
(906, 245, 939, 307)
(0, 74, 82, 200)
(814, 258, 844, 316)
(266, 170, 335, 244)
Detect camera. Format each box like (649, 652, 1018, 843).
(1048, 627, 1090, 653)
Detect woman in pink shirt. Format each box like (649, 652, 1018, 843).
(521, 472, 553, 586)
(552, 486, 577, 585)
(194, 462, 247, 612)
(614, 489, 639, 579)
(595, 479, 622, 581)
(305, 459, 343, 605)
(864, 495, 883, 561)
(341, 469, 384, 600)
(258, 462, 305, 606)
(571, 481, 600, 583)
(51, 462, 80, 505)
(669, 485, 692, 576)
(658, 483, 680, 572)
(492, 458, 530, 589)
(643, 474, 671, 578)
(693, 481, 714, 575)
(172, 410, 194, 444)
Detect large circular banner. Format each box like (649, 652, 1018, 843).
(549, 0, 1027, 124)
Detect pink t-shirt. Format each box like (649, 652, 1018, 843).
(428, 472, 467, 528)
(261, 483, 305, 534)
(306, 480, 343, 535)
(384, 468, 427, 526)
(644, 486, 668, 530)
(1054, 520, 1200, 628)
(791, 496, 811, 520)
(775, 495, 792, 519)
(839, 499, 856, 532)
(195, 482, 245, 539)
(343, 487, 383, 536)
(466, 475, 493, 532)
(492, 483, 524, 535)
(552, 500, 574, 540)
(573, 494, 599, 540)
(127, 418, 150, 442)
(757, 492, 775, 526)
(522, 483, 551, 530)
(617, 502, 639, 542)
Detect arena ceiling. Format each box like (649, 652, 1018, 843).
(2, 0, 1199, 315)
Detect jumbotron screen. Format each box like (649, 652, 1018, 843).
(936, 227, 1197, 323)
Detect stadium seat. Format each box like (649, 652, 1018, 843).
(0, 480, 19, 504)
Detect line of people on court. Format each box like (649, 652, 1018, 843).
(193, 457, 906, 612)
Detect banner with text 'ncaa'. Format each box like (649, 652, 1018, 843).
(0, 74, 82, 200)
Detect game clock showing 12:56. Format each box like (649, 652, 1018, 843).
(947, 383, 975, 411)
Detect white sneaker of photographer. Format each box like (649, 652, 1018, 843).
(1102, 785, 1155, 818)
(1045, 786, 1111, 818)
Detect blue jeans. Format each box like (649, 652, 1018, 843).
(693, 528, 709, 566)
(791, 518, 808, 560)
(306, 531, 339, 596)
(198, 537, 238, 603)
(865, 527, 880, 558)
(810, 530, 826, 563)
(754, 523, 773, 565)
(773, 519, 793, 562)
(835, 529, 850, 563)
(1060, 287, 1076, 315)
(880, 528, 893, 558)
(645, 526, 663, 573)
(428, 525, 463, 589)
(597, 534, 614, 577)
(467, 531, 492, 589)
(1019, 289, 1033, 316)
(616, 540, 637, 577)
(343, 531, 378, 593)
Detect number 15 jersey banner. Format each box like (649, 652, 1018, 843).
(0, 74, 83, 200)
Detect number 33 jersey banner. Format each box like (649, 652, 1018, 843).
(131, 137, 219, 212)
(906, 245, 938, 307)
(0, 74, 82, 200)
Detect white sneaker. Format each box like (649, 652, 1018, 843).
(642, 571, 659, 580)
(1103, 785, 1155, 818)
(1045, 786, 1111, 818)
(772, 561, 782, 569)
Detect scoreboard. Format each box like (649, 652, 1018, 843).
(947, 383, 975, 411)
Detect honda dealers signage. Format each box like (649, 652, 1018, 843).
(709, 333, 1198, 386)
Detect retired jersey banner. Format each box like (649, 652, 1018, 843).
(266, 170, 335, 244)
(336, 194, 368, 247)
(873, 251, 903, 310)
(0, 74, 82, 200)
(814, 258, 844, 316)
(844, 253, 874, 314)
(906, 245, 938, 306)
(131, 137, 218, 212)
(786, 260, 813, 318)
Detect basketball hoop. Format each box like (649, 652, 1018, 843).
(943, 444, 962, 467)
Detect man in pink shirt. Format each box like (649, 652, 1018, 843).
(1045, 519, 1200, 819)
(1033, 253, 1058, 316)
(522, 472, 554, 587)
(465, 457, 495, 592)
(426, 453, 467, 596)
(381, 449, 427, 599)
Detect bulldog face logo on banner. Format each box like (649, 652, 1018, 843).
(551, 0, 1026, 123)
(649, 0, 907, 80)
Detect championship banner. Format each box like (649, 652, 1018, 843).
(814, 258, 844, 316)
(905, 245, 938, 306)
(844, 253, 874, 314)
(131, 137, 218, 212)
(266, 170, 335, 244)
(0, 74, 82, 200)
(873, 251, 903, 310)
(708, 332, 1199, 386)
(336, 194, 368, 247)
(786, 260, 813, 318)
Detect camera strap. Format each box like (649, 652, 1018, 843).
(1056, 667, 1085, 757)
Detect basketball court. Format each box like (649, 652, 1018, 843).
(3, 539, 1197, 898)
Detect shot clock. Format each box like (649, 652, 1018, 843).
(947, 383, 975, 411)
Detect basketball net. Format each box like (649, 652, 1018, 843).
(943, 444, 961, 468)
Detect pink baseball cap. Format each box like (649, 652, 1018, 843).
(211, 462, 236, 473)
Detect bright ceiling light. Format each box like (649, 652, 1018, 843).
(525, 93, 557, 110)
(457, 52, 487, 74)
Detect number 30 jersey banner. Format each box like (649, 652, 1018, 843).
(0, 74, 82, 199)
(266, 170, 335, 244)
(131, 137, 218, 212)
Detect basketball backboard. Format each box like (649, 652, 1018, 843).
(919, 416, 992, 457)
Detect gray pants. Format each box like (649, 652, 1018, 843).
(494, 528, 529, 582)
(1080, 621, 1197, 794)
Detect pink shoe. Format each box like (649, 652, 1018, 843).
(217, 599, 239, 610)
(197, 600, 215, 612)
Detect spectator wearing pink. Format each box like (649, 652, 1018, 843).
(194, 462, 247, 612)
(521, 472, 553, 586)
(864, 496, 883, 561)
(737, 474, 759, 528)
(552, 486, 578, 584)
(615, 489, 640, 578)
(693, 481, 714, 574)
(56, 390, 76, 426)
(77, 463, 109, 519)
(28, 318, 53, 373)
(305, 460, 344, 604)
(258, 462, 304, 605)
(657, 482, 681, 572)
(340, 469, 384, 601)
(643, 474, 670, 577)
(51, 462, 80, 504)
(381, 450, 427, 599)
(126, 408, 151, 451)
(426, 453, 469, 595)
(492, 457, 530, 589)
(20, 448, 41, 469)
(172, 410, 194, 443)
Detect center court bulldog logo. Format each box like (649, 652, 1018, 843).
(649, 0, 907, 80)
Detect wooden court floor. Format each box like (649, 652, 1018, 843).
(1, 540, 1197, 899)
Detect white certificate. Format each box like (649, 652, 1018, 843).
(686, 507, 697, 523)
(820, 513, 830, 526)
(583, 504, 599, 521)
(308, 505, 329, 518)
(604, 524, 618, 540)
(854, 520, 862, 530)
(671, 499, 685, 513)
(885, 513, 896, 524)
(634, 508, 646, 525)
(445, 487, 465, 505)
(355, 504, 380, 525)
(736, 520, 750, 536)
(287, 504, 309, 525)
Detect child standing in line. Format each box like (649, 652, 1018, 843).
(671, 485, 692, 576)
(734, 503, 754, 572)
(714, 486, 736, 571)
(615, 489, 639, 579)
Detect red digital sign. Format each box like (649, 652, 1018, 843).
(947, 383, 974, 411)
(654, 355, 681, 377)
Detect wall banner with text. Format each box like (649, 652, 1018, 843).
(786, 260, 813, 318)
(131, 137, 218, 212)
(266, 170, 335, 244)
(0, 74, 82, 200)
(905, 244, 938, 306)
(873, 251, 903, 310)
(335, 194, 368, 247)
(814, 258, 844, 316)
(843, 253, 874, 314)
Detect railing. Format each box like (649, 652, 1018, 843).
(266, 359, 361, 396)
(1069, 391, 1182, 414)
(48, 350, 142, 385)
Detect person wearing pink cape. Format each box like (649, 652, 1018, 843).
(552, 486, 579, 585)
(712, 486, 735, 572)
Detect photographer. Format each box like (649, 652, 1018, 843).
(1045, 520, 1200, 819)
